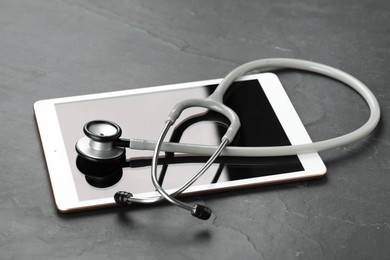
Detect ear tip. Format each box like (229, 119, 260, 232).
(114, 191, 133, 205)
(191, 204, 212, 220)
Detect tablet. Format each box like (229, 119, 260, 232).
(34, 73, 326, 212)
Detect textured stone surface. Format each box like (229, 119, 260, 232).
(0, 0, 389, 259)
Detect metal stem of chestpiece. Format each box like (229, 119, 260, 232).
(88, 139, 113, 151)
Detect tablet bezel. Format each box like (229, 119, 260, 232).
(34, 73, 326, 212)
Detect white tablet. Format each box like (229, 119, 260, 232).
(34, 73, 326, 212)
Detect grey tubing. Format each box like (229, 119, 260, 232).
(130, 58, 381, 156)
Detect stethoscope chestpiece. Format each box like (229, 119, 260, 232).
(75, 120, 126, 188)
(83, 120, 122, 142)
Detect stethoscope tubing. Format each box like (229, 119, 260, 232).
(129, 58, 380, 157)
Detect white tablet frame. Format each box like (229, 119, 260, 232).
(34, 73, 326, 212)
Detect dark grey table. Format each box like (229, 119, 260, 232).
(1, 0, 389, 259)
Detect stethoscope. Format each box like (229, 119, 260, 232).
(75, 58, 380, 220)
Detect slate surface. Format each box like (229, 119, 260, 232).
(0, 0, 389, 259)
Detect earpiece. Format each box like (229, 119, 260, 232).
(191, 204, 212, 220)
(114, 191, 133, 205)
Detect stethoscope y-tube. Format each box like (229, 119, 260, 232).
(75, 58, 381, 220)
